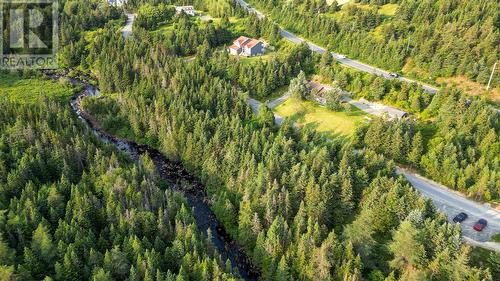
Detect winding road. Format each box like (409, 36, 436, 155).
(236, 0, 439, 93)
(121, 13, 135, 38)
(248, 95, 500, 251)
(119, 5, 499, 250)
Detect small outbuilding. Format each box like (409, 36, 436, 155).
(175, 6, 196, 16)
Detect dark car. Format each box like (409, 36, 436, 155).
(389, 73, 399, 78)
(453, 212, 468, 223)
(473, 219, 488, 231)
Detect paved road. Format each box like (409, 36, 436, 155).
(397, 168, 500, 250)
(267, 94, 289, 108)
(121, 14, 135, 38)
(247, 97, 284, 125)
(236, 0, 439, 94)
(246, 95, 500, 251)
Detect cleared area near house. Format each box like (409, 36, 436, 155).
(346, 98, 408, 120)
(333, 0, 352, 5)
(274, 97, 366, 136)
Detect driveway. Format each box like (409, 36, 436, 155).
(121, 14, 135, 38)
(247, 97, 284, 125)
(246, 95, 500, 251)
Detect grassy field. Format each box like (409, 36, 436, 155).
(238, 52, 276, 64)
(274, 97, 367, 137)
(436, 76, 500, 103)
(378, 4, 399, 16)
(324, 2, 398, 26)
(491, 233, 500, 242)
(0, 72, 75, 104)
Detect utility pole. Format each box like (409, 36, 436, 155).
(487, 62, 497, 91)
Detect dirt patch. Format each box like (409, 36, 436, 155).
(436, 76, 500, 103)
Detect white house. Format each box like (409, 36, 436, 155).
(228, 36, 265, 57)
(108, 0, 126, 6)
(175, 6, 196, 16)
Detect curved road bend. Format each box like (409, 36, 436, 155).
(122, 13, 135, 38)
(247, 96, 500, 251)
(397, 168, 500, 251)
(119, 5, 500, 250)
(236, 0, 439, 93)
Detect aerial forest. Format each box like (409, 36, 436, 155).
(0, 0, 499, 280)
(246, 0, 499, 87)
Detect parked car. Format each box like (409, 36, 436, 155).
(389, 73, 399, 78)
(453, 212, 468, 223)
(337, 54, 347, 59)
(473, 219, 488, 231)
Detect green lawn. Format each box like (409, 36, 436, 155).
(153, 23, 175, 34)
(238, 52, 276, 64)
(0, 72, 75, 104)
(378, 4, 399, 16)
(274, 97, 367, 137)
(491, 233, 500, 242)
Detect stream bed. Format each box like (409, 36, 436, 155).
(55, 74, 260, 281)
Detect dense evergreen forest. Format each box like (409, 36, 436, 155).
(245, 0, 499, 88)
(82, 28, 493, 280)
(74, 1, 496, 280)
(0, 98, 238, 280)
(353, 88, 500, 201)
(312, 55, 500, 202)
(1, 0, 499, 280)
(0, 1, 238, 280)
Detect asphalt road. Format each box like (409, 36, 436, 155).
(247, 95, 500, 250)
(121, 14, 135, 38)
(119, 3, 499, 249)
(247, 97, 284, 125)
(236, 0, 439, 94)
(397, 168, 500, 250)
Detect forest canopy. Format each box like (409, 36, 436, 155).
(0, 0, 498, 280)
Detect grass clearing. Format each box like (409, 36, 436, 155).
(334, 0, 351, 5)
(0, 72, 75, 104)
(491, 233, 500, 242)
(238, 52, 276, 64)
(436, 76, 500, 104)
(153, 23, 175, 34)
(378, 4, 399, 16)
(274, 97, 367, 137)
(371, 24, 387, 40)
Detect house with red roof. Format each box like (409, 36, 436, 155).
(228, 36, 265, 57)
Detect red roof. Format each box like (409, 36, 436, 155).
(245, 39, 261, 49)
(235, 36, 250, 46)
(229, 45, 239, 50)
